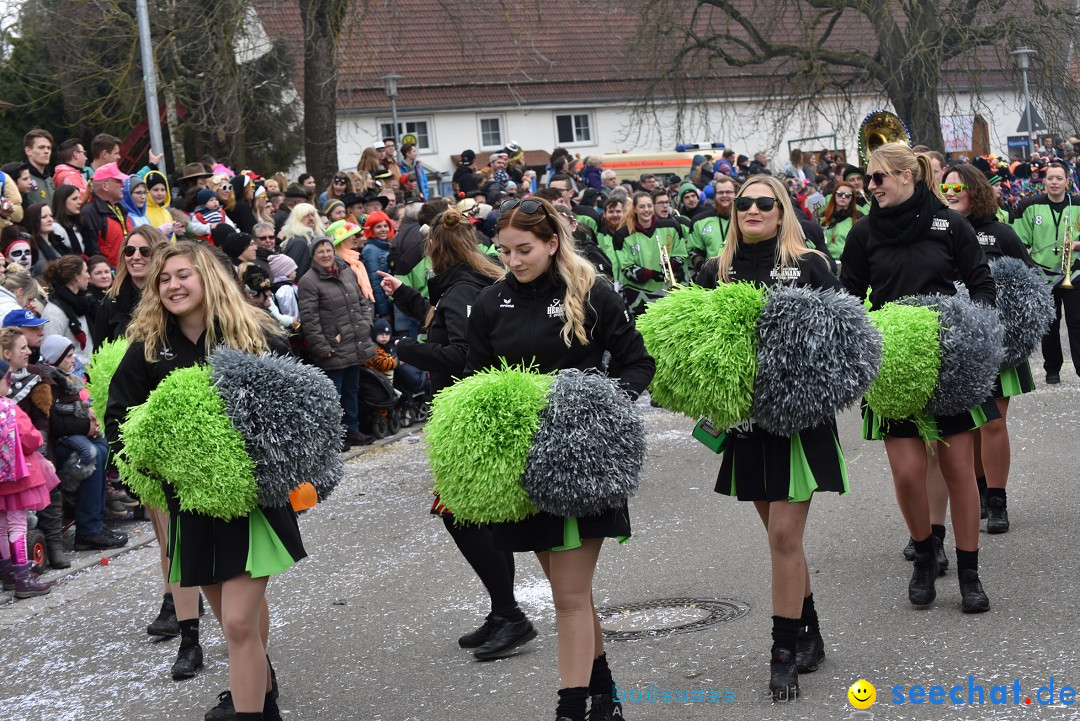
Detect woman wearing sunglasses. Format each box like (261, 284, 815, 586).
(466, 196, 654, 721)
(820, 180, 861, 257)
(612, 191, 687, 314)
(695, 175, 843, 701)
(942, 164, 1036, 536)
(840, 143, 996, 614)
(94, 227, 169, 348)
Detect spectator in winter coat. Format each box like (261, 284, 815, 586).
(297, 237, 375, 448)
(362, 210, 395, 322)
(80, 163, 132, 267)
(40, 256, 95, 369)
(51, 138, 89, 196)
(23, 129, 54, 206)
(581, 156, 604, 190)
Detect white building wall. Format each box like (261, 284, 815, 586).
(334, 87, 1029, 180)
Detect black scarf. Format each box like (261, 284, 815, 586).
(49, 284, 97, 349)
(867, 181, 944, 246)
(828, 207, 853, 227)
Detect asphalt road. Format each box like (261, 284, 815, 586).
(2, 357, 1079, 721)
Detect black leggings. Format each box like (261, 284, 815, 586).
(441, 514, 518, 616)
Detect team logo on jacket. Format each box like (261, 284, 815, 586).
(547, 298, 565, 318)
(931, 217, 949, 231)
(770, 266, 802, 282)
(499, 297, 514, 309)
(976, 232, 993, 246)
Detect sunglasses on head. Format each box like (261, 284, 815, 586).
(734, 196, 778, 212)
(940, 183, 966, 194)
(334, 178, 347, 184)
(500, 198, 558, 235)
(124, 245, 152, 258)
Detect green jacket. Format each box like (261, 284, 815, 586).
(1013, 193, 1080, 275)
(614, 219, 687, 292)
(689, 212, 731, 270)
(395, 256, 432, 299)
(824, 216, 854, 258)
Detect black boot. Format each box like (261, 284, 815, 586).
(909, 548, 941, 606)
(586, 693, 624, 721)
(171, 637, 204, 680)
(457, 613, 499, 648)
(37, 491, 70, 569)
(148, 593, 180, 637)
(932, 532, 949, 576)
(986, 493, 1009, 534)
(472, 615, 537, 660)
(204, 690, 235, 720)
(902, 537, 916, 561)
(769, 647, 799, 701)
(795, 627, 825, 673)
(959, 568, 990, 613)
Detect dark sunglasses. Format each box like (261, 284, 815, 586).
(835, 191, 853, 199)
(499, 198, 558, 235)
(864, 171, 897, 186)
(255, 234, 276, 241)
(734, 196, 778, 212)
(123, 245, 152, 258)
(940, 183, 966, 194)
(333, 178, 348, 184)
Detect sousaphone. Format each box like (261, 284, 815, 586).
(858, 110, 912, 165)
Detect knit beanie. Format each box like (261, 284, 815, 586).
(145, 173, 167, 190)
(679, 182, 699, 200)
(221, 232, 252, 261)
(371, 318, 392, 340)
(40, 335, 75, 366)
(196, 188, 216, 206)
(322, 198, 345, 217)
(268, 253, 298, 280)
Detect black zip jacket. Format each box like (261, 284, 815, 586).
(968, 215, 1035, 266)
(840, 208, 995, 309)
(693, 237, 840, 291)
(797, 217, 839, 272)
(393, 264, 495, 394)
(465, 272, 655, 398)
(388, 219, 424, 277)
(94, 276, 141, 350)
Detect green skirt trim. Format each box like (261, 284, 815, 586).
(246, 507, 297, 578)
(787, 432, 850, 502)
(996, 361, 1035, 399)
(863, 404, 991, 442)
(168, 519, 181, 585)
(549, 516, 630, 552)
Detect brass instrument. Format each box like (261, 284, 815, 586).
(658, 236, 677, 287)
(1062, 205, 1074, 289)
(858, 110, 912, 166)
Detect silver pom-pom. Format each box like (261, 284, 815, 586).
(989, 257, 1056, 369)
(209, 348, 344, 507)
(903, 293, 1004, 416)
(521, 369, 646, 517)
(752, 285, 882, 436)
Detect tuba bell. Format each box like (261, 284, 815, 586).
(858, 110, 912, 165)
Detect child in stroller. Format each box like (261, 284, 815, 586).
(359, 320, 431, 438)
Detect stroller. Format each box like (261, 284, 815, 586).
(358, 365, 432, 439)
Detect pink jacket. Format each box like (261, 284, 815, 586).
(0, 402, 48, 497)
(53, 164, 89, 195)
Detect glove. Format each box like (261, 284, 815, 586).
(627, 266, 654, 284)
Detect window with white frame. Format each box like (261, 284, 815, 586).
(555, 112, 592, 145)
(379, 118, 433, 152)
(479, 116, 504, 149)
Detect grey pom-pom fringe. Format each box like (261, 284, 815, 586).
(209, 348, 344, 507)
(902, 293, 1004, 416)
(521, 369, 646, 517)
(752, 285, 882, 436)
(989, 257, 1056, 369)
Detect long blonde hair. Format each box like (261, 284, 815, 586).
(496, 196, 596, 347)
(280, 203, 324, 240)
(107, 226, 169, 299)
(871, 142, 945, 203)
(125, 241, 282, 362)
(717, 175, 825, 283)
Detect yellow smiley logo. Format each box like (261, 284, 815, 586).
(848, 679, 876, 709)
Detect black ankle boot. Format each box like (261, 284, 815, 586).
(959, 569, 990, 613)
(933, 534, 949, 575)
(171, 638, 204, 680)
(769, 647, 799, 701)
(795, 627, 825, 673)
(986, 496, 1010, 534)
(472, 615, 537, 660)
(148, 593, 180, 637)
(903, 537, 916, 561)
(458, 613, 499, 648)
(909, 550, 941, 606)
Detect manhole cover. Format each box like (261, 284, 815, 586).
(596, 597, 749, 641)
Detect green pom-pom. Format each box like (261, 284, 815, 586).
(426, 365, 553, 524)
(866, 303, 941, 419)
(117, 365, 257, 520)
(638, 283, 764, 427)
(86, 337, 128, 424)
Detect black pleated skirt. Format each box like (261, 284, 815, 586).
(491, 503, 631, 553)
(861, 397, 1001, 442)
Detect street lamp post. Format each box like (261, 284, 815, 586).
(1011, 47, 1037, 156)
(381, 73, 403, 144)
(136, 0, 165, 172)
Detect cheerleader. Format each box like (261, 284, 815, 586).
(106, 242, 304, 721)
(466, 196, 654, 721)
(943, 163, 1037, 534)
(841, 143, 996, 614)
(695, 175, 846, 701)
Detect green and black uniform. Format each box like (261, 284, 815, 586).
(688, 208, 731, 273)
(613, 218, 687, 312)
(1013, 192, 1080, 375)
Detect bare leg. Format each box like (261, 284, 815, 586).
(926, 449, 949, 527)
(148, 507, 200, 620)
(545, 539, 604, 688)
(883, 437, 932, 540)
(980, 399, 1011, 490)
(936, 433, 981, 551)
(764, 500, 811, 619)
